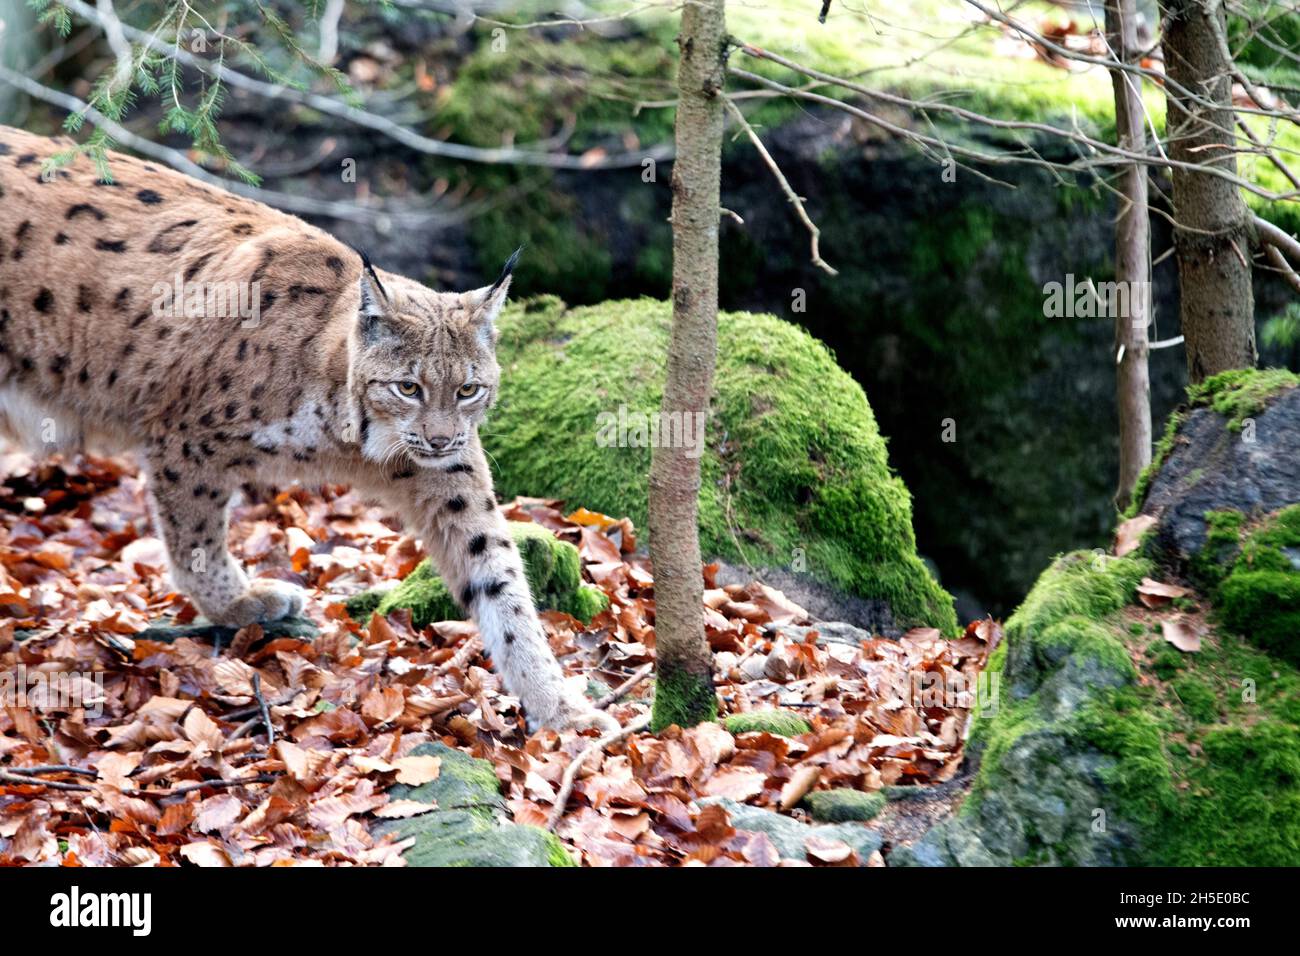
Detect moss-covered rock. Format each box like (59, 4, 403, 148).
(487, 296, 956, 634)
(722, 711, 812, 738)
(372, 743, 575, 867)
(1214, 505, 1300, 666)
(345, 521, 609, 628)
(802, 789, 887, 823)
(897, 546, 1300, 867)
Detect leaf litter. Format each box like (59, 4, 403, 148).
(0, 453, 993, 866)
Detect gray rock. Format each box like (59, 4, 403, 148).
(373, 743, 573, 867)
(1141, 385, 1300, 568)
(770, 621, 875, 647)
(699, 797, 883, 863)
(711, 561, 900, 636)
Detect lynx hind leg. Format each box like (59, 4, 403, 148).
(413, 476, 617, 734)
(145, 464, 302, 627)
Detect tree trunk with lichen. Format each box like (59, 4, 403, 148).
(1160, 0, 1257, 383)
(1107, 0, 1152, 510)
(648, 0, 726, 733)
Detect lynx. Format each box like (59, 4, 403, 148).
(0, 125, 616, 733)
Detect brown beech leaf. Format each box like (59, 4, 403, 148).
(1137, 577, 1193, 609)
(1115, 514, 1157, 557)
(1162, 617, 1203, 653)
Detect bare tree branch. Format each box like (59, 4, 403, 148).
(723, 97, 836, 275)
(58, 0, 673, 170)
(0, 62, 463, 227)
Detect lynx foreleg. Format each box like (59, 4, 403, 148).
(400, 456, 617, 734)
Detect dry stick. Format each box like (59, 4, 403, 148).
(546, 714, 651, 831)
(4, 764, 99, 778)
(251, 673, 276, 748)
(1, 767, 281, 798)
(1264, 243, 1300, 295)
(723, 97, 837, 276)
(222, 688, 301, 722)
(124, 773, 281, 801)
(593, 664, 654, 710)
(0, 769, 90, 791)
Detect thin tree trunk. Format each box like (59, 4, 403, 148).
(648, 0, 726, 732)
(1107, 0, 1152, 510)
(1160, 0, 1256, 383)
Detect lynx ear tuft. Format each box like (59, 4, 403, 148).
(356, 248, 390, 317)
(354, 249, 399, 344)
(466, 246, 523, 336)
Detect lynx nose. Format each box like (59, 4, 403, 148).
(422, 427, 455, 451)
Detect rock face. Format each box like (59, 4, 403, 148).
(373, 743, 574, 867)
(893, 553, 1151, 867)
(1138, 371, 1300, 566)
(487, 296, 957, 634)
(900, 380, 1300, 867)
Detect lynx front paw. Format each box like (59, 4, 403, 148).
(208, 579, 304, 627)
(527, 695, 620, 735)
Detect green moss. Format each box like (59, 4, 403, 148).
(375, 560, 459, 627)
(489, 297, 957, 632)
(1173, 676, 1219, 723)
(1146, 642, 1188, 681)
(1187, 367, 1300, 430)
(343, 587, 386, 623)
(722, 710, 812, 738)
(1216, 505, 1300, 666)
(958, 538, 1300, 865)
(1029, 616, 1136, 681)
(1003, 551, 1149, 659)
(376, 743, 576, 866)
(649, 664, 717, 733)
(1192, 509, 1246, 588)
(802, 789, 886, 823)
(349, 521, 609, 628)
(1072, 687, 1176, 836)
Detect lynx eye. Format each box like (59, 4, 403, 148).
(395, 381, 421, 398)
(456, 383, 482, 400)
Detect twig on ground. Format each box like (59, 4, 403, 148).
(222, 689, 301, 721)
(252, 673, 276, 748)
(3, 764, 99, 778)
(546, 714, 651, 831)
(0, 769, 90, 791)
(594, 664, 654, 710)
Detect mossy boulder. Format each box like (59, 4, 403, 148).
(1125, 369, 1300, 665)
(345, 521, 609, 628)
(896, 547, 1300, 867)
(1207, 505, 1300, 666)
(802, 789, 887, 823)
(1128, 368, 1300, 541)
(372, 743, 575, 867)
(722, 711, 812, 738)
(486, 296, 956, 634)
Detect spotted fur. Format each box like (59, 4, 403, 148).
(0, 125, 614, 733)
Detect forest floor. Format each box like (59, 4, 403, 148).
(0, 454, 993, 866)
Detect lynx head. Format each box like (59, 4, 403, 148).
(348, 250, 519, 468)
